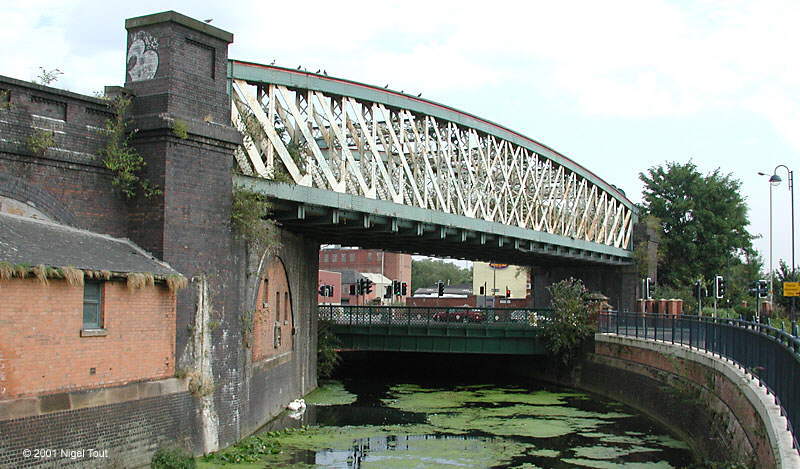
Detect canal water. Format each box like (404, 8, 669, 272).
(200, 371, 695, 468)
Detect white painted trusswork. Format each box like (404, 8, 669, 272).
(126, 31, 159, 82)
(231, 78, 632, 250)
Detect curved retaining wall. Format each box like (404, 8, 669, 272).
(579, 334, 799, 468)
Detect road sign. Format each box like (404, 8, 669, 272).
(784, 282, 800, 297)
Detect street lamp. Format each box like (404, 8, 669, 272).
(759, 165, 796, 321)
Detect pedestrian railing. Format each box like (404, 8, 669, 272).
(599, 312, 800, 449)
(318, 305, 552, 328)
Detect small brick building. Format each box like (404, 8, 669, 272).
(0, 212, 185, 401)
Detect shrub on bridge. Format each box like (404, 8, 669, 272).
(542, 278, 596, 364)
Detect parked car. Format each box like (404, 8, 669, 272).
(432, 309, 486, 323)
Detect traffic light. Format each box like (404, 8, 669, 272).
(393, 280, 401, 295)
(349, 284, 356, 295)
(505, 288, 511, 298)
(356, 279, 364, 295)
(714, 275, 725, 299)
(319, 285, 326, 296)
(384, 285, 392, 299)
(694, 280, 704, 299)
(645, 277, 653, 300)
(437, 281, 445, 297)
(479, 286, 485, 295)
(401, 282, 407, 296)
(364, 278, 374, 294)
(758, 279, 768, 298)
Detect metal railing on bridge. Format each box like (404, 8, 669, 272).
(319, 305, 552, 328)
(599, 312, 800, 449)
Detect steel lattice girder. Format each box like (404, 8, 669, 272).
(228, 60, 635, 253)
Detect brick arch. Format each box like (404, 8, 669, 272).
(252, 256, 294, 361)
(0, 173, 77, 225)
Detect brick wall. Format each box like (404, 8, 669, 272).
(0, 76, 129, 236)
(0, 278, 175, 400)
(0, 391, 195, 468)
(320, 248, 412, 304)
(252, 258, 294, 361)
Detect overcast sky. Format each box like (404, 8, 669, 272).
(4, 0, 799, 274)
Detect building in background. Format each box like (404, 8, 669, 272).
(472, 262, 530, 300)
(319, 247, 411, 304)
(317, 270, 342, 305)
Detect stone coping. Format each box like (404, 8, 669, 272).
(596, 333, 800, 469)
(0, 377, 188, 422)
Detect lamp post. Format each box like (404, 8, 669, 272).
(760, 165, 795, 322)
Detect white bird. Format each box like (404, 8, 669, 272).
(287, 399, 306, 411)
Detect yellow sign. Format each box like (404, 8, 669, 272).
(489, 263, 509, 270)
(784, 282, 800, 297)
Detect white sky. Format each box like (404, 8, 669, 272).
(3, 0, 799, 273)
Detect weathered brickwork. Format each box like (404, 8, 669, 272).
(239, 231, 319, 439)
(252, 258, 295, 361)
(0, 77, 129, 237)
(0, 392, 196, 468)
(0, 11, 318, 464)
(0, 278, 175, 400)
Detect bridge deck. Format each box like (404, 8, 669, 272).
(320, 305, 551, 355)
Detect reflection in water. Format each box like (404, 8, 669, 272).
(315, 434, 486, 468)
(226, 377, 695, 468)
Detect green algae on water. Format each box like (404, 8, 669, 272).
(304, 381, 357, 406)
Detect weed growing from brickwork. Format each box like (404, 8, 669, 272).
(231, 187, 280, 252)
(171, 118, 189, 139)
(0, 90, 13, 110)
(33, 67, 63, 86)
(25, 129, 55, 156)
(100, 96, 161, 199)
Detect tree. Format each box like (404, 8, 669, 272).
(771, 260, 799, 314)
(639, 161, 756, 289)
(411, 259, 472, 292)
(542, 278, 595, 364)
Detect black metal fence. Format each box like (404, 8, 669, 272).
(599, 312, 800, 448)
(318, 305, 552, 327)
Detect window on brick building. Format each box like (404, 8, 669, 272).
(83, 281, 103, 329)
(332, 254, 337, 263)
(323, 254, 329, 263)
(349, 253, 355, 262)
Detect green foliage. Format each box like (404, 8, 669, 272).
(101, 96, 162, 199)
(770, 259, 799, 315)
(171, 119, 189, 139)
(25, 129, 55, 155)
(0, 90, 12, 110)
(150, 444, 195, 469)
(411, 259, 472, 291)
(542, 278, 596, 364)
(33, 67, 63, 86)
(202, 427, 309, 464)
(640, 161, 755, 289)
(231, 187, 280, 252)
(317, 319, 341, 378)
(237, 107, 304, 182)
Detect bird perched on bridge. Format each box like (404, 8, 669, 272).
(297, 65, 302, 70)
(270, 59, 276, 65)
(323, 70, 328, 75)
(417, 93, 422, 97)
(384, 84, 389, 88)
(315, 69, 320, 74)
(204, 19, 213, 23)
